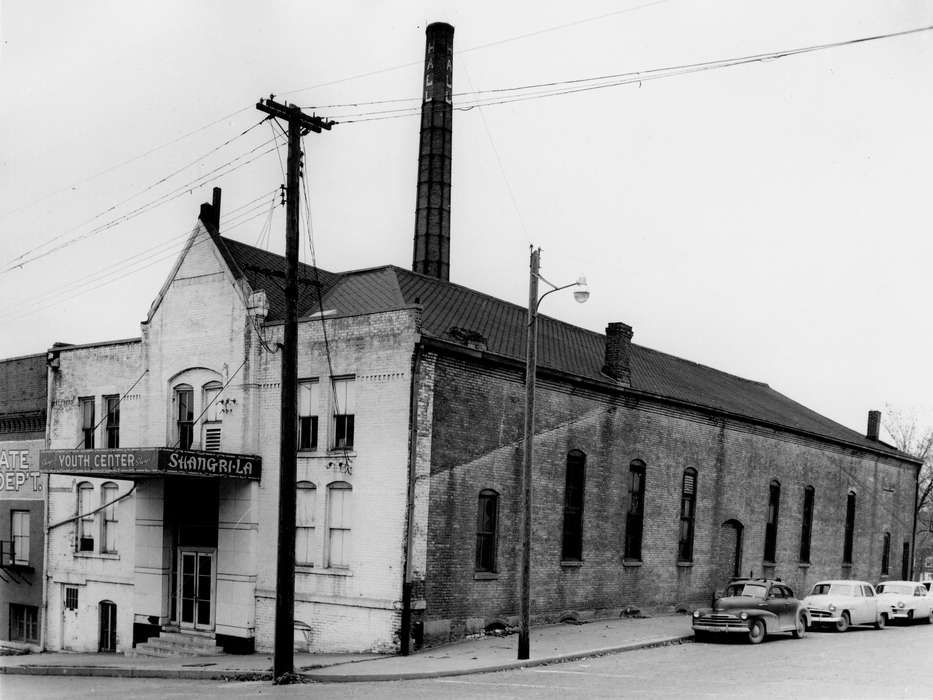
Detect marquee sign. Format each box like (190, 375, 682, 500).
(39, 447, 261, 481)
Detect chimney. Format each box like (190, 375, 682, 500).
(866, 410, 881, 441)
(603, 322, 633, 386)
(199, 186, 222, 236)
(412, 22, 454, 281)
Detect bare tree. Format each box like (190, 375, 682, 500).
(883, 404, 933, 576)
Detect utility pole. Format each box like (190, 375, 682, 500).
(255, 97, 333, 681)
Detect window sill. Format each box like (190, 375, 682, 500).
(560, 560, 583, 568)
(297, 566, 352, 577)
(74, 552, 120, 560)
(622, 559, 642, 567)
(473, 571, 499, 580)
(797, 562, 811, 569)
(676, 561, 693, 568)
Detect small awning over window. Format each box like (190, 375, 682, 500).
(39, 448, 261, 481)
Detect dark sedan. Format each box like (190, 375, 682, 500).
(693, 578, 809, 644)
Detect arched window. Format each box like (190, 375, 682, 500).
(475, 489, 499, 573)
(763, 480, 781, 563)
(296, 481, 317, 565)
(174, 384, 194, 450)
(881, 531, 891, 576)
(101, 482, 119, 554)
(843, 491, 856, 565)
(624, 460, 646, 561)
(326, 482, 352, 568)
(77, 482, 95, 552)
(678, 469, 698, 562)
(799, 486, 815, 563)
(561, 450, 586, 562)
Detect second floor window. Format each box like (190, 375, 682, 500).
(298, 380, 320, 451)
(11, 510, 30, 566)
(104, 395, 120, 448)
(79, 397, 95, 449)
(175, 386, 194, 450)
(101, 482, 118, 553)
(763, 480, 781, 562)
(332, 377, 356, 450)
(327, 481, 352, 568)
(202, 383, 223, 452)
(561, 450, 586, 562)
(77, 482, 95, 552)
(296, 481, 317, 565)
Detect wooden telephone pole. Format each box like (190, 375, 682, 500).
(255, 97, 333, 680)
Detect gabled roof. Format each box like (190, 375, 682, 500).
(218, 236, 916, 463)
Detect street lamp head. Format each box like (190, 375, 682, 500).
(573, 276, 590, 304)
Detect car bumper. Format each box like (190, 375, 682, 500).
(807, 611, 843, 624)
(889, 610, 914, 620)
(692, 621, 752, 633)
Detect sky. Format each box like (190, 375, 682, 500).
(1, 0, 931, 437)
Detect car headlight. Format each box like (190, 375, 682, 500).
(693, 610, 701, 618)
(828, 604, 836, 612)
(739, 612, 748, 620)
(897, 601, 905, 609)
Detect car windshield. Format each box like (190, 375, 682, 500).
(810, 583, 854, 596)
(876, 583, 913, 595)
(724, 583, 767, 599)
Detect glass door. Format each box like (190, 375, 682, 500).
(178, 549, 215, 631)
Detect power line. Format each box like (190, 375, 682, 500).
(316, 23, 933, 123)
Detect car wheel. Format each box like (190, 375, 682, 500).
(747, 619, 765, 644)
(874, 613, 887, 630)
(834, 612, 850, 633)
(792, 612, 807, 639)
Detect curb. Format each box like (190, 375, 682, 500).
(0, 634, 693, 683)
(303, 634, 692, 683)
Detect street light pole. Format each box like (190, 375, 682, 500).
(518, 247, 588, 661)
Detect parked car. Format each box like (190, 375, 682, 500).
(803, 579, 887, 631)
(692, 578, 809, 644)
(875, 580, 933, 624)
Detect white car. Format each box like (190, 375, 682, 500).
(803, 579, 887, 631)
(875, 580, 933, 624)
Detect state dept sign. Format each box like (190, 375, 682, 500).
(39, 447, 261, 481)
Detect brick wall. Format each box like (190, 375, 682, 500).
(421, 354, 918, 644)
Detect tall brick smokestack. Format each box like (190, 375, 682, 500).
(412, 22, 454, 281)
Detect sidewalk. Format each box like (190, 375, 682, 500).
(0, 614, 693, 683)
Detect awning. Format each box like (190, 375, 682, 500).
(39, 448, 261, 481)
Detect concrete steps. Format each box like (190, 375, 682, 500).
(129, 631, 224, 658)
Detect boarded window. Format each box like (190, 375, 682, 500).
(296, 481, 317, 565)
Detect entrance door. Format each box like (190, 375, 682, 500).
(98, 600, 117, 652)
(178, 550, 215, 631)
(716, 520, 744, 583)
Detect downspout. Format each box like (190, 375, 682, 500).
(399, 342, 422, 656)
(41, 353, 55, 651)
(911, 460, 921, 579)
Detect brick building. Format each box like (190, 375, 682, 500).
(0, 352, 47, 650)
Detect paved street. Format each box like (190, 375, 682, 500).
(6, 623, 933, 699)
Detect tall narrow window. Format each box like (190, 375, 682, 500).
(202, 382, 222, 452)
(332, 377, 356, 450)
(678, 468, 698, 562)
(175, 386, 194, 450)
(843, 491, 856, 565)
(104, 395, 120, 448)
(100, 482, 118, 554)
(902, 541, 911, 580)
(295, 481, 317, 565)
(561, 450, 586, 562)
(763, 480, 781, 562)
(624, 460, 646, 561)
(881, 532, 891, 576)
(298, 380, 320, 451)
(79, 397, 95, 449)
(799, 486, 815, 563)
(11, 510, 30, 566)
(326, 482, 352, 568)
(475, 490, 499, 572)
(77, 482, 95, 552)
